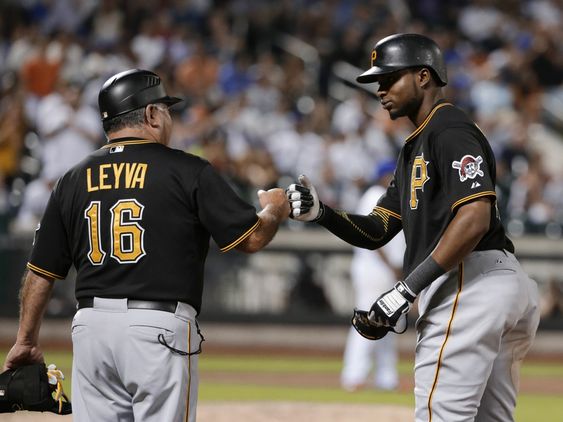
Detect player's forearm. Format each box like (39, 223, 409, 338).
(236, 205, 285, 253)
(16, 270, 55, 345)
(317, 205, 400, 249)
(396, 199, 491, 297)
(432, 199, 491, 271)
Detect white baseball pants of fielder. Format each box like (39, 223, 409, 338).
(341, 255, 399, 390)
(71, 298, 201, 422)
(341, 184, 405, 391)
(414, 249, 539, 422)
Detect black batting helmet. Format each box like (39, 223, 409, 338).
(98, 69, 182, 121)
(356, 33, 447, 86)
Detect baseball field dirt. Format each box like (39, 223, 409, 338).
(2, 322, 563, 421)
(0, 403, 413, 421)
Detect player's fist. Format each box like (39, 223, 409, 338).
(285, 175, 322, 221)
(368, 281, 415, 327)
(257, 188, 290, 222)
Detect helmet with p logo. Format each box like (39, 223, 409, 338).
(357, 33, 447, 86)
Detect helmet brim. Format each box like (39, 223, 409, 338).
(356, 66, 398, 84)
(159, 96, 183, 107)
(357, 65, 448, 86)
(101, 96, 183, 121)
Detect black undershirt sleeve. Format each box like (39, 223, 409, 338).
(316, 204, 402, 250)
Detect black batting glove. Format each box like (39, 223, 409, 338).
(285, 174, 323, 221)
(369, 281, 416, 327)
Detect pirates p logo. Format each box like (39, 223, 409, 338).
(410, 154, 430, 210)
(452, 155, 484, 182)
(371, 50, 377, 66)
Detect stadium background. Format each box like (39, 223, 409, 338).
(1, 0, 563, 420)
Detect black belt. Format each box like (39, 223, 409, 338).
(77, 298, 178, 313)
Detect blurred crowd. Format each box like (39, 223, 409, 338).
(1, 0, 563, 238)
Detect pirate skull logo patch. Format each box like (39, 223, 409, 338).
(452, 155, 484, 182)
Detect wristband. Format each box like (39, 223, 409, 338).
(395, 280, 416, 303)
(403, 255, 445, 296)
(312, 202, 325, 222)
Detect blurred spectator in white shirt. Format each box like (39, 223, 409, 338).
(12, 81, 101, 233)
(341, 160, 405, 392)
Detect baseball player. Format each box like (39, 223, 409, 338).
(3, 69, 290, 422)
(341, 160, 405, 392)
(287, 34, 539, 421)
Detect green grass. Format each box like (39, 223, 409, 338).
(199, 382, 414, 406)
(199, 353, 563, 378)
(514, 394, 563, 421)
(197, 354, 563, 421)
(2, 349, 563, 421)
(520, 363, 563, 377)
(199, 354, 413, 374)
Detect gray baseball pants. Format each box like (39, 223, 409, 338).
(71, 298, 201, 422)
(414, 249, 539, 422)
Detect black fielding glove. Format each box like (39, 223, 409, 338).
(0, 363, 72, 415)
(351, 309, 395, 340)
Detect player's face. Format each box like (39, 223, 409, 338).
(375, 69, 421, 120)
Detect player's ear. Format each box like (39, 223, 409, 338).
(418, 68, 432, 89)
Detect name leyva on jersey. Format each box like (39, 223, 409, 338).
(86, 163, 148, 191)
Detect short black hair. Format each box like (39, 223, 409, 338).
(102, 108, 145, 134)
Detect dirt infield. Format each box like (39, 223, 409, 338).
(198, 402, 413, 421)
(1, 321, 562, 421)
(0, 403, 412, 422)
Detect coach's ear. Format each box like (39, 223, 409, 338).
(144, 104, 161, 128)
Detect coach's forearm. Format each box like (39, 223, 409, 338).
(16, 270, 55, 345)
(236, 205, 285, 253)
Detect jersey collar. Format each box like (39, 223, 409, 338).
(103, 137, 159, 148)
(404, 100, 452, 143)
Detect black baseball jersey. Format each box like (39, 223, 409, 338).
(27, 137, 259, 313)
(376, 100, 514, 274)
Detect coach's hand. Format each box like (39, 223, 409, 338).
(3, 341, 44, 372)
(286, 175, 323, 221)
(369, 281, 416, 327)
(257, 188, 291, 222)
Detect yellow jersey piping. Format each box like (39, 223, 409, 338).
(27, 263, 65, 280)
(185, 321, 192, 422)
(374, 206, 402, 220)
(102, 140, 158, 148)
(404, 103, 453, 143)
(451, 191, 496, 212)
(338, 210, 386, 242)
(427, 262, 464, 421)
(220, 219, 261, 252)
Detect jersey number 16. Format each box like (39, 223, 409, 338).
(84, 199, 146, 265)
